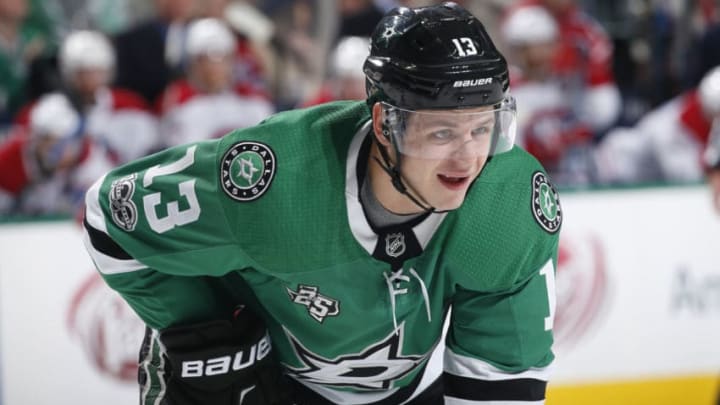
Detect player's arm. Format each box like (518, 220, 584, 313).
(442, 169, 560, 405)
(82, 140, 291, 404)
(81, 140, 249, 322)
(443, 253, 557, 405)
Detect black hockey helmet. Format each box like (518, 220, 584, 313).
(364, 2, 509, 110)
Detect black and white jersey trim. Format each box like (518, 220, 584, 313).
(83, 217, 132, 259)
(444, 374, 546, 402)
(443, 349, 551, 404)
(83, 174, 147, 274)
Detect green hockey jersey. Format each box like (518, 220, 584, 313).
(83, 101, 561, 404)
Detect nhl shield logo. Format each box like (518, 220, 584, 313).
(531, 172, 562, 234)
(385, 233, 406, 258)
(220, 141, 276, 202)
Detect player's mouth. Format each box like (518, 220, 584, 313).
(437, 174, 470, 190)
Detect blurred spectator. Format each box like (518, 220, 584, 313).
(508, 0, 622, 137)
(157, 18, 274, 147)
(199, 0, 272, 98)
(301, 35, 369, 107)
(0, 0, 59, 128)
(594, 65, 720, 185)
(0, 93, 114, 215)
(61, 30, 158, 162)
(502, 4, 597, 186)
(56, 0, 135, 34)
(112, 0, 198, 106)
(15, 30, 158, 164)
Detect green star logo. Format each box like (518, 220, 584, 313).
(531, 172, 562, 233)
(235, 152, 262, 187)
(220, 141, 276, 202)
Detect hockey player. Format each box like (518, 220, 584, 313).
(594, 65, 720, 185)
(82, 2, 560, 404)
(57, 30, 159, 163)
(0, 93, 114, 215)
(301, 36, 371, 107)
(13, 30, 160, 164)
(156, 18, 275, 148)
(501, 1, 620, 186)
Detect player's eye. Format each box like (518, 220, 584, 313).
(471, 125, 493, 137)
(428, 129, 455, 143)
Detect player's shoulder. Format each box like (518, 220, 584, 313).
(445, 147, 562, 289)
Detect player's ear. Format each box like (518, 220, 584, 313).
(371, 102, 392, 148)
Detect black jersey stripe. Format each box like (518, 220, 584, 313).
(83, 217, 133, 260)
(443, 373, 546, 402)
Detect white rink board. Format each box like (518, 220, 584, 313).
(1, 185, 719, 404)
(0, 222, 140, 405)
(551, 186, 720, 383)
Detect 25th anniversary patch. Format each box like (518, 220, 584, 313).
(531, 171, 562, 233)
(220, 141, 276, 202)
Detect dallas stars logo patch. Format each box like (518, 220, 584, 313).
(283, 324, 426, 390)
(531, 172, 562, 233)
(220, 141, 276, 202)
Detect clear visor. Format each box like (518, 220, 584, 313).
(382, 96, 517, 160)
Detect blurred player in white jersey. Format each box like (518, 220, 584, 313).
(0, 93, 114, 215)
(502, 4, 609, 185)
(60, 30, 159, 163)
(157, 18, 275, 147)
(595, 66, 720, 185)
(301, 36, 370, 107)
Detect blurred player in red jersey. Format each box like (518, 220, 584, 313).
(156, 18, 274, 147)
(502, 0, 621, 185)
(0, 93, 114, 215)
(15, 30, 160, 163)
(301, 36, 370, 107)
(595, 66, 720, 185)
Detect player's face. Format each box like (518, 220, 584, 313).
(70, 68, 111, 101)
(372, 100, 516, 213)
(516, 42, 556, 79)
(397, 106, 494, 210)
(191, 53, 233, 92)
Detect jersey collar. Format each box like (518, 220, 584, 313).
(344, 121, 447, 255)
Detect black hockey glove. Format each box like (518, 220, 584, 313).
(155, 306, 292, 405)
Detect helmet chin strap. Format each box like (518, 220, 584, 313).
(372, 137, 439, 214)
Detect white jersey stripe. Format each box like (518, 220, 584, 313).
(85, 173, 109, 234)
(345, 121, 377, 254)
(444, 350, 552, 382)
